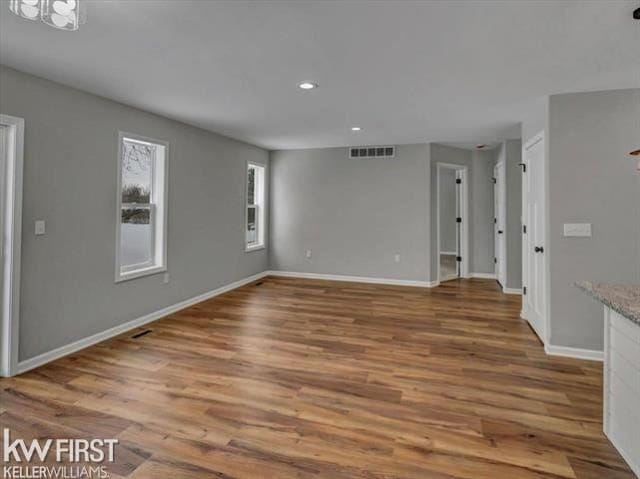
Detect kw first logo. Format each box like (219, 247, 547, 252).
(3, 429, 118, 463)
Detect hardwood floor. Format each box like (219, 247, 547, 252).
(1, 277, 634, 478)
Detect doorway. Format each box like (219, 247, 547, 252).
(0, 114, 24, 377)
(522, 132, 547, 343)
(437, 164, 468, 282)
(494, 161, 506, 288)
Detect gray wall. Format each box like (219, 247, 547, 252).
(0, 66, 269, 361)
(269, 144, 431, 282)
(547, 88, 640, 350)
(495, 139, 523, 291)
(439, 168, 457, 253)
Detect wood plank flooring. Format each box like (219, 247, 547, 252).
(1, 277, 634, 478)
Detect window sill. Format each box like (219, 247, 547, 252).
(245, 244, 266, 253)
(116, 265, 166, 283)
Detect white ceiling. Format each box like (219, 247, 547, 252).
(0, 1, 638, 150)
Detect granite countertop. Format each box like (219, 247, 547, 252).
(576, 281, 640, 326)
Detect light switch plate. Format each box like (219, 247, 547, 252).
(35, 220, 46, 236)
(563, 223, 592, 237)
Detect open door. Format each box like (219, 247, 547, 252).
(494, 162, 506, 288)
(438, 167, 459, 282)
(0, 114, 24, 377)
(0, 125, 5, 370)
(437, 164, 468, 283)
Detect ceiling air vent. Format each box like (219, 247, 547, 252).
(349, 146, 395, 159)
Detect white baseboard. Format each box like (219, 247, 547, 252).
(544, 344, 604, 362)
(605, 431, 640, 478)
(470, 272, 497, 279)
(267, 270, 439, 288)
(503, 287, 522, 295)
(16, 271, 269, 375)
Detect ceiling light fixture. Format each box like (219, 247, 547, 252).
(351, 127, 362, 132)
(630, 148, 640, 172)
(8, 0, 85, 31)
(298, 82, 318, 90)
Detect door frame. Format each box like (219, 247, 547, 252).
(521, 131, 549, 345)
(493, 160, 507, 288)
(436, 163, 469, 281)
(0, 114, 24, 377)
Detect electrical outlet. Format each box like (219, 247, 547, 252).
(394, 254, 401, 263)
(305, 249, 312, 259)
(163, 272, 171, 284)
(35, 220, 46, 236)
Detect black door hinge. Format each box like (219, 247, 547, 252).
(456, 217, 462, 223)
(456, 178, 462, 184)
(456, 256, 462, 262)
(519, 163, 527, 173)
(523, 286, 527, 295)
(494, 257, 497, 264)
(523, 225, 527, 234)
(492, 177, 497, 184)
(494, 218, 497, 224)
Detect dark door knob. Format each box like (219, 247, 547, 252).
(534, 246, 544, 253)
(498, 230, 504, 234)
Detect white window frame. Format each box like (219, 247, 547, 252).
(115, 132, 169, 282)
(245, 161, 266, 252)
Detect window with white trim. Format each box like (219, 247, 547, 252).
(246, 162, 265, 250)
(116, 133, 168, 281)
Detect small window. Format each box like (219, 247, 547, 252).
(246, 162, 265, 251)
(116, 133, 168, 282)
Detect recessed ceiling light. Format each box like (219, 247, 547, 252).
(351, 127, 362, 132)
(298, 82, 318, 90)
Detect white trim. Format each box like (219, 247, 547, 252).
(16, 271, 269, 375)
(544, 343, 603, 362)
(245, 161, 266, 251)
(117, 264, 167, 283)
(268, 270, 439, 288)
(436, 163, 469, 282)
(470, 272, 497, 279)
(503, 287, 522, 295)
(605, 439, 640, 479)
(115, 132, 169, 283)
(0, 114, 24, 378)
(439, 251, 457, 256)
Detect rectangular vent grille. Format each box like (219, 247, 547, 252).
(349, 146, 395, 159)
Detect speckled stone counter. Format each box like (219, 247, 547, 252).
(576, 281, 640, 326)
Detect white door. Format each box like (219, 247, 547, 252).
(522, 134, 546, 342)
(494, 162, 506, 288)
(455, 170, 462, 277)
